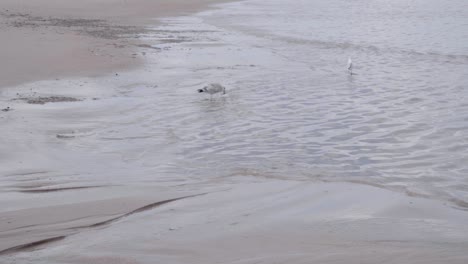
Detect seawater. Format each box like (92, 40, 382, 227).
(59, 0, 468, 208)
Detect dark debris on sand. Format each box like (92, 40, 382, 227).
(17, 96, 81, 105)
(0, 12, 143, 40)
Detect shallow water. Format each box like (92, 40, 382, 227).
(2, 0, 467, 210)
(138, 0, 468, 206)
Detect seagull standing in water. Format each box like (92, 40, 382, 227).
(198, 83, 226, 100)
(347, 57, 353, 75)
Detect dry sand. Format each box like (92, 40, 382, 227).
(1, 1, 468, 264)
(0, 0, 227, 88)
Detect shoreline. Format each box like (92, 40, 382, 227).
(0, 0, 232, 89)
(1, 0, 468, 263)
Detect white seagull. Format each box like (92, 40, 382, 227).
(347, 57, 353, 75)
(198, 83, 226, 100)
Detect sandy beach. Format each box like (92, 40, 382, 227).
(0, 0, 227, 88)
(0, 0, 235, 258)
(1, 0, 468, 263)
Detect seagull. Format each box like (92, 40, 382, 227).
(198, 83, 226, 100)
(347, 57, 353, 75)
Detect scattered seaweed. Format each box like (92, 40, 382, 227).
(16, 96, 81, 105)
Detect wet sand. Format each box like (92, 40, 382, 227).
(0, 0, 233, 258)
(1, 0, 468, 263)
(3, 181, 468, 263)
